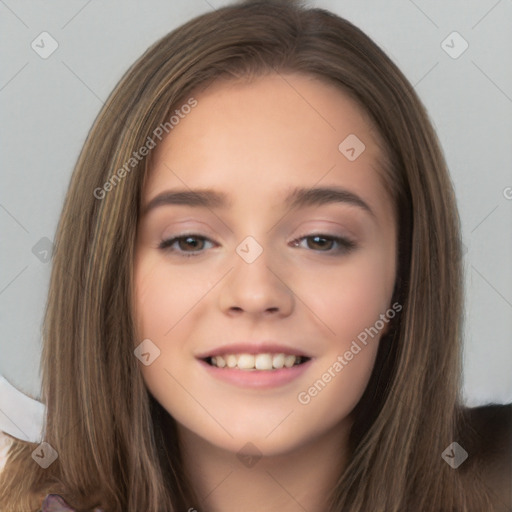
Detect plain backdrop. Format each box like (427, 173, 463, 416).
(1, 0, 511, 414)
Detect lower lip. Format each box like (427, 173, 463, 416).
(198, 358, 313, 389)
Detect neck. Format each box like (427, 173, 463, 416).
(177, 420, 352, 512)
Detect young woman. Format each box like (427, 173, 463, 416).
(1, 1, 510, 510)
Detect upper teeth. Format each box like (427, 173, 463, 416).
(210, 353, 303, 370)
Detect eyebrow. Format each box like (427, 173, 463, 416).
(142, 185, 375, 218)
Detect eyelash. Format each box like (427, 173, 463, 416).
(158, 233, 356, 258)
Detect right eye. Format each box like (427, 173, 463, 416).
(158, 234, 217, 257)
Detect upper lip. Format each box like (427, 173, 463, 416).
(196, 342, 313, 359)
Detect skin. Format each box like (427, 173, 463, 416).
(133, 72, 397, 511)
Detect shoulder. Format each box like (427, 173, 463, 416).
(461, 402, 512, 456)
(462, 401, 512, 434)
(459, 402, 512, 508)
(41, 493, 104, 511)
(40, 494, 75, 511)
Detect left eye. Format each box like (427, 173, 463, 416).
(290, 234, 356, 254)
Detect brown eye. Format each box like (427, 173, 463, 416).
(291, 234, 356, 254)
(177, 236, 205, 251)
(306, 235, 334, 251)
(158, 235, 215, 257)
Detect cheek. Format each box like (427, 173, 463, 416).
(292, 260, 389, 427)
(298, 253, 393, 345)
(133, 253, 212, 340)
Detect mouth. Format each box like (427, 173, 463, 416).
(196, 343, 314, 388)
(203, 353, 311, 371)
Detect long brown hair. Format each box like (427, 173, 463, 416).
(0, 0, 494, 510)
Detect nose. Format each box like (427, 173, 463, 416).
(218, 243, 294, 318)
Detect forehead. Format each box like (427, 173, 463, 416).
(143, 72, 392, 220)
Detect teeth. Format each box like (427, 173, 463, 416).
(272, 353, 285, 368)
(255, 353, 273, 370)
(284, 355, 296, 368)
(226, 355, 237, 368)
(237, 354, 255, 369)
(209, 353, 305, 370)
(213, 356, 226, 368)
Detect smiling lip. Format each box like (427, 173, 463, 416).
(195, 342, 314, 389)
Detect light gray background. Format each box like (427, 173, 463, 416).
(1, 0, 511, 408)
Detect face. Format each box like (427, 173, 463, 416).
(133, 72, 397, 457)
